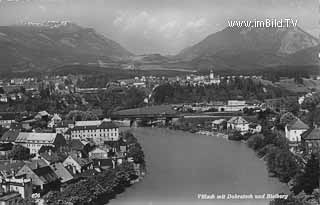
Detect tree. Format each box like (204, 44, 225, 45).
(65, 110, 98, 121)
(152, 83, 175, 104)
(122, 131, 137, 144)
(9, 145, 31, 160)
(265, 148, 299, 183)
(38, 146, 56, 154)
(127, 143, 145, 164)
(124, 87, 145, 108)
(292, 154, 319, 194)
(228, 130, 243, 141)
(247, 134, 266, 151)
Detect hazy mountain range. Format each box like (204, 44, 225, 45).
(0, 21, 131, 72)
(175, 26, 319, 71)
(0, 21, 318, 73)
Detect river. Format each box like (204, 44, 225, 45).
(110, 128, 289, 205)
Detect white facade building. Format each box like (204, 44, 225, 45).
(285, 118, 309, 142)
(70, 119, 119, 145)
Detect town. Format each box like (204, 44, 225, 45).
(0, 69, 318, 204)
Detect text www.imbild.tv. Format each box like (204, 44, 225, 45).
(228, 18, 298, 28)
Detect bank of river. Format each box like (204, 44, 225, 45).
(110, 128, 289, 205)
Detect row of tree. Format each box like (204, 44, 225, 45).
(152, 78, 294, 104)
(243, 130, 320, 205)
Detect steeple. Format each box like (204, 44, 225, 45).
(209, 68, 214, 80)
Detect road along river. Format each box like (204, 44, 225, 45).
(110, 128, 289, 205)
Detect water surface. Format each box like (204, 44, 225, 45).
(110, 128, 288, 205)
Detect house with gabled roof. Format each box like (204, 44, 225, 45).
(301, 127, 320, 154)
(88, 147, 110, 160)
(49, 163, 74, 184)
(39, 151, 61, 165)
(15, 132, 66, 154)
(227, 116, 261, 134)
(16, 165, 60, 193)
(285, 118, 309, 143)
(62, 154, 93, 175)
(0, 161, 25, 179)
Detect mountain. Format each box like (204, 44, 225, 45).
(0, 21, 132, 71)
(176, 26, 319, 71)
(285, 45, 320, 66)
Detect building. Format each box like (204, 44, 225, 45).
(34, 111, 49, 121)
(227, 116, 249, 134)
(70, 119, 119, 145)
(47, 114, 62, 128)
(285, 118, 309, 143)
(49, 163, 74, 184)
(211, 119, 226, 131)
(301, 127, 320, 154)
(264, 96, 298, 113)
(0, 178, 32, 199)
(55, 120, 74, 134)
(0, 113, 16, 129)
(39, 150, 61, 165)
(0, 144, 12, 159)
(0, 94, 8, 103)
(0, 192, 24, 205)
(16, 165, 60, 193)
(209, 70, 221, 85)
(15, 132, 66, 154)
(63, 154, 93, 174)
(0, 161, 25, 179)
(88, 147, 110, 159)
(227, 116, 261, 134)
(0, 130, 19, 144)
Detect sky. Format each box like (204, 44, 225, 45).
(0, 0, 318, 55)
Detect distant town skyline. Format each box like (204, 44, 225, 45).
(0, 0, 318, 55)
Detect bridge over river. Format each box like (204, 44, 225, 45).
(110, 105, 244, 127)
(110, 128, 289, 205)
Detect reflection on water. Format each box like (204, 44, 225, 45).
(110, 128, 289, 205)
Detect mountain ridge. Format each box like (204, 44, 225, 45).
(0, 21, 132, 71)
(174, 26, 319, 71)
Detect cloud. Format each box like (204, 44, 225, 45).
(113, 10, 210, 40)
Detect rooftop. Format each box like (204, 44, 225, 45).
(50, 163, 73, 183)
(0, 113, 17, 121)
(33, 166, 59, 184)
(15, 132, 58, 143)
(0, 130, 19, 143)
(0, 192, 21, 201)
(287, 119, 309, 130)
(227, 116, 248, 124)
(302, 127, 320, 140)
(75, 120, 101, 127)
